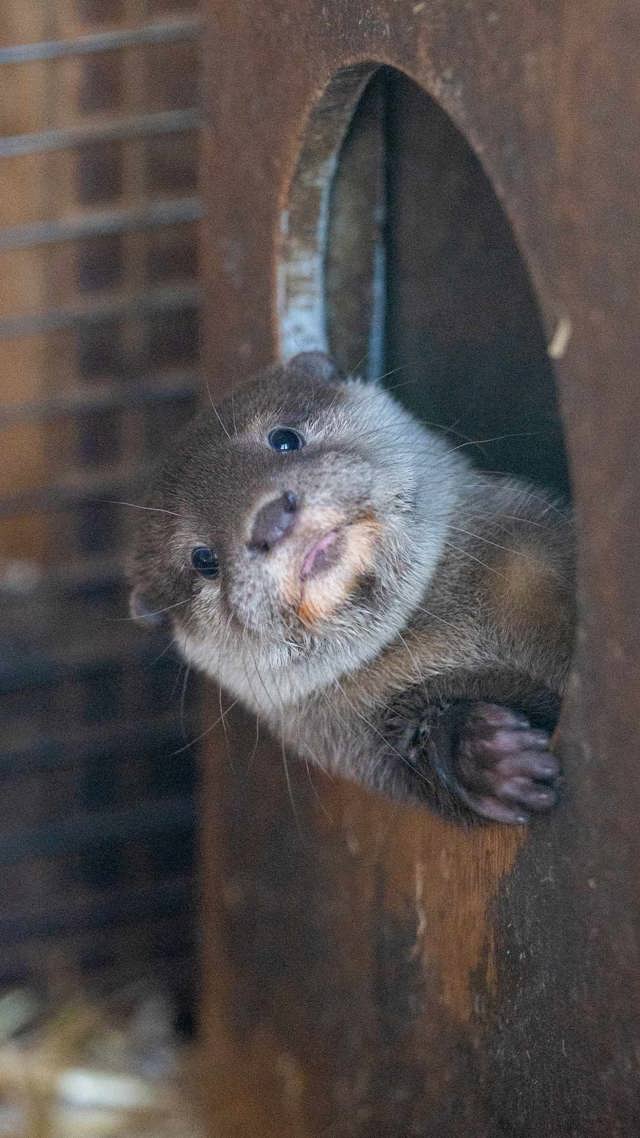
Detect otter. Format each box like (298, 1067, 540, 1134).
(128, 352, 574, 824)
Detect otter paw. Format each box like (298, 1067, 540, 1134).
(453, 702, 561, 825)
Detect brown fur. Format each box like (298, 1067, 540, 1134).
(128, 353, 574, 824)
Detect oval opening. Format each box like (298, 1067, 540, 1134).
(279, 65, 569, 494)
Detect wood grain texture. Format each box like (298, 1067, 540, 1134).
(199, 2, 640, 1134)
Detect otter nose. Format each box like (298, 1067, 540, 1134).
(248, 490, 298, 552)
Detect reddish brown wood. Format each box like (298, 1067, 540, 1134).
(200, 2, 640, 1134)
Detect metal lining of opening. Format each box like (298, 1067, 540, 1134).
(0, 2, 202, 998)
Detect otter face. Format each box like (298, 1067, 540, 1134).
(128, 353, 463, 714)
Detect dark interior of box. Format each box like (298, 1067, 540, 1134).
(326, 67, 569, 496)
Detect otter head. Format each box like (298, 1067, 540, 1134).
(128, 352, 463, 715)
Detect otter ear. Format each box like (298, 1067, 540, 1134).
(129, 586, 166, 628)
(287, 351, 341, 383)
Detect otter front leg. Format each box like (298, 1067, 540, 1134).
(388, 699, 562, 824)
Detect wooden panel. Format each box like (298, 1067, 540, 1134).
(200, 2, 640, 1134)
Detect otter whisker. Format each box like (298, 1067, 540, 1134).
(431, 430, 543, 461)
(149, 633, 181, 668)
(169, 698, 240, 757)
(471, 475, 567, 518)
(205, 377, 232, 441)
(179, 663, 192, 741)
(464, 511, 550, 531)
(413, 603, 460, 632)
(447, 522, 569, 584)
(101, 500, 189, 521)
(397, 631, 422, 683)
(105, 597, 192, 622)
(230, 378, 238, 438)
(218, 680, 234, 769)
(298, 741, 333, 821)
(245, 643, 285, 720)
(368, 363, 409, 386)
(280, 720, 304, 836)
(441, 539, 510, 581)
(347, 352, 368, 377)
(333, 678, 433, 787)
(246, 712, 262, 771)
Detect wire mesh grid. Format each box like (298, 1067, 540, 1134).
(0, 0, 203, 1008)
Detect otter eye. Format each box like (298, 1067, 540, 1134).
(191, 546, 220, 579)
(268, 427, 304, 452)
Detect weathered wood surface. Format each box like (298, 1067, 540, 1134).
(199, 2, 640, 1134)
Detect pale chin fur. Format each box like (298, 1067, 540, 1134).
(175, 497, 456, 724)
(177, 564, 430, 722)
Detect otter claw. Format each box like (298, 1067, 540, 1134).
(453, 702, 561, 824)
